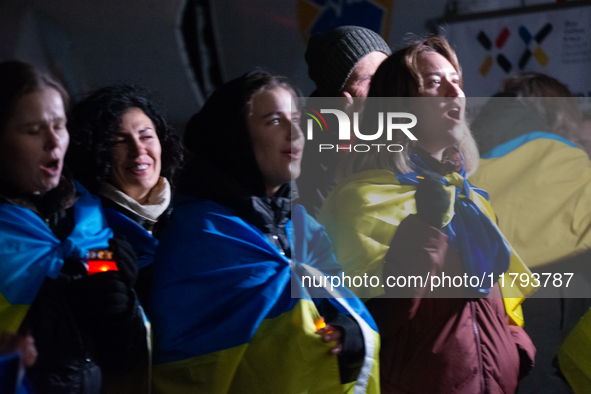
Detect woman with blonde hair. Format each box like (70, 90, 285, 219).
(340, 36, 479, 178)
(318, 36, 536, 393)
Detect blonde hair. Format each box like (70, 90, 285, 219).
(342, 36, 479, 178)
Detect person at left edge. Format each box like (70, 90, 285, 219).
(0, 61, 147, 393)
(67, 85, 184, 307)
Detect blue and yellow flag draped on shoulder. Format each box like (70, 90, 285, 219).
(0, 182, 112, 333)
(149, 197, 379, 394)
(318, 156, 537, 327)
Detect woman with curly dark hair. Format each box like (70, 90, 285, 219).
(67, 85, 183, 305)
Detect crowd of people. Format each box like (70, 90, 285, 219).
(0, 25, 590, 394)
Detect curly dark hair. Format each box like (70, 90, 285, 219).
(66, 85, 184, 194)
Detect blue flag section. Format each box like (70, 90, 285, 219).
(0, 182, 113, 333)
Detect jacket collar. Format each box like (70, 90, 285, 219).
(246, 183, 292, 235)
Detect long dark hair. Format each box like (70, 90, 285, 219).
(67, 85, 184, 193)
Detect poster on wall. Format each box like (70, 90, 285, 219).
(296, 0, 393, 42)
(209, 0, 393, 94)
(442, 4, 591, 98)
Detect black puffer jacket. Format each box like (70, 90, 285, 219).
(0, 171, 147, 394)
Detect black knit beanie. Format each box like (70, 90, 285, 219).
(305, 25, 391, 97)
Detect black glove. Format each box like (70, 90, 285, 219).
(75, 271, 131, 317)
(317, 300, 365, 384)
(415, 172, 450, 229)
(109, 238, 138, 289)
(70, 239, 138, 318)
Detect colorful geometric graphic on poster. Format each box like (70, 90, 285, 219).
(297, 0, 394, 42)
(444, 5, 591, 97)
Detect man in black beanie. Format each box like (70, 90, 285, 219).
(299, 26, 391, 217)
(305, 25, 391, 98)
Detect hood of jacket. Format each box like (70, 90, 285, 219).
(179, 71, 295, 251)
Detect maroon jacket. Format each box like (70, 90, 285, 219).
(367, 214, 535, 394)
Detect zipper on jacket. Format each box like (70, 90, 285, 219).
(471, 301, 485, 393)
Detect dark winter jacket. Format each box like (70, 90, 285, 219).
(369, 213, 535, 393)
(0, 170, 147, 394)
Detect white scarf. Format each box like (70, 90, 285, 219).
(99, 177, 171, 224)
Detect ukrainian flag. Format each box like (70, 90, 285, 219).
(149, 198, 380, 393)
(471, 131, 591, 268)
(0, 182, 112, 334)
(318, 168, 536, 326)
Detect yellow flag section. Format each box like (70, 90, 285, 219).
(0, 293, 29, 333)
(153, 299, 379, 394)
(0, 182, 112, 336)
(471, 132, 591, 268)
(559, 308, 591, 394)
(318, 169, 536, 326)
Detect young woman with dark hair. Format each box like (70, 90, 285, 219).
(149, 70, 380, 393)
(67, 85, 183, 200)
(67, 85, 184, 305)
